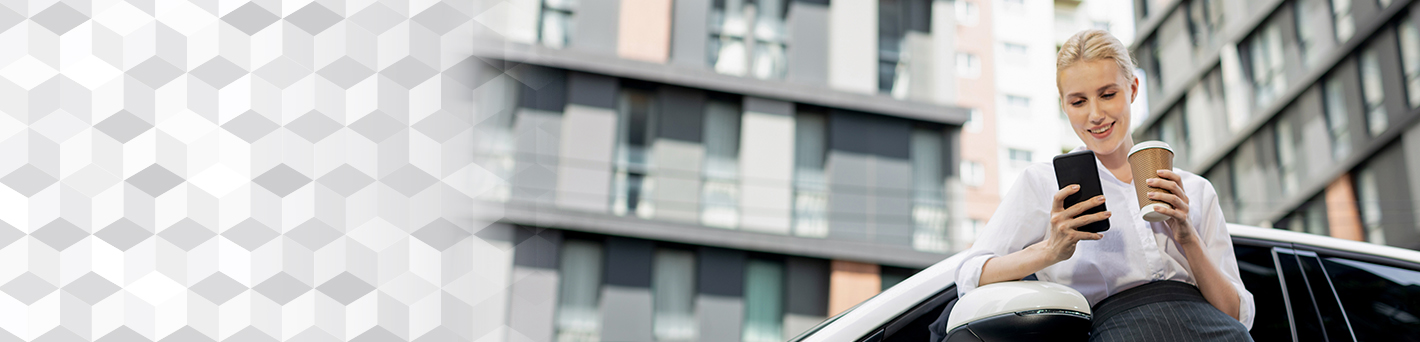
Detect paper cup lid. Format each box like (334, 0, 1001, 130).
(1129, 140, 1173, 156)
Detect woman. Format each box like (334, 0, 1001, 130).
(951, 30, 1254, 341)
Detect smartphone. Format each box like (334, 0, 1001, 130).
(1052, 150, 1109, 233)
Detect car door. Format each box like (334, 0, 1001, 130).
(1299, 246, 1420, 341)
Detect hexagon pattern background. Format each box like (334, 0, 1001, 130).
(0, 0, 514, 340)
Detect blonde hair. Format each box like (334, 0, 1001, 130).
(1056, 29, 1136, 88)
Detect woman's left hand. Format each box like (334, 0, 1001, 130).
(1147, 169, 1199, 246)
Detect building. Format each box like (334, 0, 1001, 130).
(469, 0, 989, 341)
(1129, 0, 1420, 250)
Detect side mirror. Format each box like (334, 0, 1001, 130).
(942, 281, 1092, 342)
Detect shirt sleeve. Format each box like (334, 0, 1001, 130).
(956, 164, 1054, 296)
(1194, 176, 1256, 329)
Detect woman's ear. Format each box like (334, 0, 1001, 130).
(1129, 75, 1140, 103)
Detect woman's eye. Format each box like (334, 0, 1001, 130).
(1101, 93, 1116, 99)
(1071, 100, 1085, 106)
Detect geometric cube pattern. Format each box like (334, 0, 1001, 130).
(0, 1, 511, 340)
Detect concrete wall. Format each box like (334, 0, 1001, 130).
(508, 227, 562, 342)
(740, 97, 797, 234)
(825, 110, 914, 245)
(574, 0, 622, 55)
(787, 1, 831, 86)
(557, 73, 620, 213)
(670, 0, 713, 68)
(652, 87, 707, 223)
(1370, 145, 1418, 249)
(511, 109, 564, 205)
(601, 237, 655, 341)
(618, 0, 674, 63)
(697, 247, 746, 342)
(931, 0, 957, 104)
(828, 0, 878, 93)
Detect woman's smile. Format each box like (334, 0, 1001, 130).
(1086, 122, 1115, 139)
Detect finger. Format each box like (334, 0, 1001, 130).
(1065, 210, 1111, 230)
(1154, 170, 1190, 202)
(1148, 177, 1189, 204)
(1154, 206, 1189, 222)
(1073, 231, 1105, 240)
(1053, 184, 1080, 212)
(1062, 195, 1106, 218)
(1147, 191, 1189, 214)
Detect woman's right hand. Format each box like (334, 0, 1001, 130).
(1038, 184, 1110, 264)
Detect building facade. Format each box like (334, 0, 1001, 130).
(1131, 0, 1420, 250)
(470, 0, 988, 341)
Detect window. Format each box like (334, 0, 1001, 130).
(1276, 248, 1354, 342)
(653, 249, 697, 341)
(1002, 42, 1028, 66)
(742, 258, 784, 342)
(1281, 198, 1329, 236)
(964, 108, 983, 133)
(1296, 0, 1334, 68)
(961, 160, 984, 187)
(539, 0, 574, 48)
(1008, 148, 1033, 163)
(1186, 0, 1224, 48)
(879, 0, 932, 97)
(556, 239, 603, 341)
(1401, 17, 1420, 108)
(1144, 38, 1164, 96)
(613, 89, 657, 218)
(1005, 95, 1030, 116)
(880, 266, 917, 291)
(1093, 21, 1111, 31)
(1321, 256, 1420, 340)
(1361, 47, 1388, 137)
(956, 0, 979, 26)
(1355, 167, 1385, 245)
(703, 98, 742, 229)
(793, 109, 828, 238)
(911, 127, 948, 253)
(1003, 0, 1025, 13)
(1232, 245, 1292, 340)
(1274, 116, 1300, 196)
(956, 53, 981, 79)
(1248, 22, 1287, 108)
(1157, 107, 1189, 168)
(1323, 76, 1352, 160)
(1333, 0, 1355, 42)
(956, 219, 984, 252)
(1379, 0, 1394, 8)
(710, 0, 789, 79)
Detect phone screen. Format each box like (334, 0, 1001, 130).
(1052, 150, 1109, 233)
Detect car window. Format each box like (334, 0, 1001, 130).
(1274, 248, 1329, 342)
(1235, 244, 1295, 342)
(1319, 256, 1420, 341)
(1285, 249, 1355, 341)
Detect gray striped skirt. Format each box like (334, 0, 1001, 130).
(1089, 281, 1253, 342)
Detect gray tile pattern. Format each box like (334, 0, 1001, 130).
(0, 0, 497, 340)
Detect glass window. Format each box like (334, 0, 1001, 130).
(1184, 68, 1228, 161)
(614, 89, 657, 218)
(1401, 17, 1420, 108)
(1333, 0, 1355, 43)
(911, 127, 948, 253)
(1379, 0, 1394, 8)
(1296, 0, 1335, 68)
(956, 0, 979, 26)
(1007, 148, 1033, 163)
(1158, 106, 1189, 168)
(1321, 256, 1420, 339)
(1361, 47, 1389, 137)
(1284, 249, 1356, 342)
(1002, 42, 1028, 66)
(653, 249, 697, 341)
(879, 0, 932, 97)
(880, 266, 917, 291)
(1323, 76, 1352, 160)
(793, 109, 828, 238)
(1005, 94, 1030, 116)
(1233, 244, 1293, 340)
(1186, 0, 1225, 48)
(743, 259, 784, 342)
(556, 239, 603, 341)
(1002, 0, 1025, 13)
(1273, 248, 1326, 342)
(961, 160, 984, 187)
(1249, 22, 1287, 108)
(964, 108, 983, 133)
(703, 98, 742, 229)
(710, 0, 789, 79)
(540, 0, 575, 48)
(1275, 115, 1301, 196)
(956, 53, 981, 79)
(1281, 198, 1330, 236)
(1355, 167, 1385, 245)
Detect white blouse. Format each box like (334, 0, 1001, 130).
(954, 149, 1256, 329)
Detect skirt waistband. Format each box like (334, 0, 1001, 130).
(1091, 280, 1209, 321)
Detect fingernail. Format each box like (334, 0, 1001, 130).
(1072, 185, 1079, 190)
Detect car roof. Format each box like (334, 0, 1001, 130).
(1227, 224, 1420, 264)
(792, 224, 1420, 342)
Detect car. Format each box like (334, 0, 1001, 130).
(789, 224, 1420, 342)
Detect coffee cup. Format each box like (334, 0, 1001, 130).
(1129, 141, 1174, 222)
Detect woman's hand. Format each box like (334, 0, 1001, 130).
(1037, 184, 1110, 264)
(1147, 169, 1198, 246)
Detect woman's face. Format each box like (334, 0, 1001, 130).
(1059, 59, 1138, 157)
